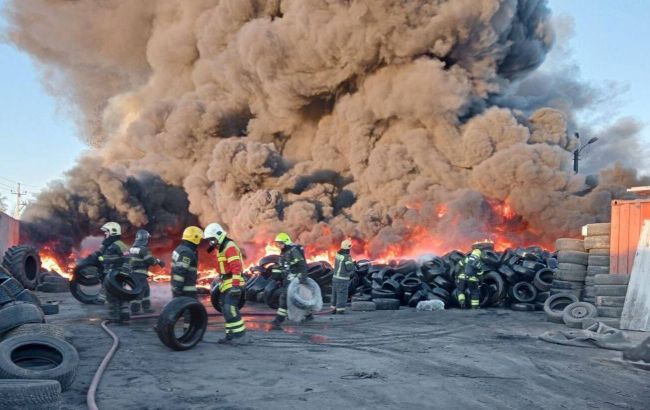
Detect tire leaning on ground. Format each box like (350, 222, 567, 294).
(1, 245, 41, 290)
(155, 297, 208, 351)
(562, 302, 597, 328)
(544, 293, 579, 324)
(0, 379, 61, 410)
(4, 323, 66, 341)
(0, 302, 44, 334)
(0, 334, 78, 391)
(350, 301, 376, 311)
(103, 271, 143, 302)
(374, 298, 400, 310)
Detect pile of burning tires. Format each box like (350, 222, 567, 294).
(242, 245, 557, 312)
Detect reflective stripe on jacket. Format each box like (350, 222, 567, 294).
(216, 239, 244, 292)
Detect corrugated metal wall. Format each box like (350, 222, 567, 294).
(0, 212, 20, 258)
(610, 199, 650, 274)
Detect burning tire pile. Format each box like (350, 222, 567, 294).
(0, 251, 78, 409)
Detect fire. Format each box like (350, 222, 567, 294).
(39, 249, 74, 280)
(436, 204, 448, 218)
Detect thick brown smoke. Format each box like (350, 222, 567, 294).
(4, 0, 647, 256)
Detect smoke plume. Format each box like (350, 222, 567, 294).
(4, 0, 647, 257)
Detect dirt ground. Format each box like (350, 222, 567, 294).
(37, 284, 649, 410)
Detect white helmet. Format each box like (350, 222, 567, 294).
(101, 222, 121, 238)
(203, 222, 227, 244)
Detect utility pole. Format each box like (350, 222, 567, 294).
(573, 132, 599, 174)
(10, 182, 28, 219)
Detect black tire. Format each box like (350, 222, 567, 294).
(2, 246, 40, 290)
(535, 291, 550, 303)
(394, 260, 417, 275)
(595, 296, 626, 307)
(480, 251, 501, 268)
(258, 255, 280, 268)
(522, 260, 546, 272)
(509, 282, 537, 303)
(371, 289, 397, 300)
(155, 297, 207, 351)
(544, 293, 579, 324)
(498, 265, 519, 284)
(0, 302, 44, 334)
(0, 277, 24, 298)
(72, 264, 101, 287)
(210, 286, 246, 313)
(431, 287, 450, 301)
(562, 302, 597, 328)
(401, 278, 422, 293)
(587, 266, 609, 276)
(481, 271, 506, 306)
(351, 294, 372, 302)
(0, 379, 61, 409)
(14, 289, 42, 309)
(584, 235, 610, 250)
(432, 275, 453, 290)
(533, 268, 554, 292)
(0, 334, 78, 391)
(588, 248, 610, 257)
(594, 285, 627, 297)
(350, 301, 376, 311)
(4, 324, 66, 341)
(0, 285, 12, 308)
(381, 279, 402, 294)
(36, 282, 69, 293)
(555, 238, 585, 252)
(557, 251, 588, 265)
(597, 306, 624, 318)
(550, 288, 583, 298)
(593, 274, 629, 285)
(557, 263, 587, 273)
(69, 278, 102, 305)
(555, 270, 586, 282)
(103, 271, 143, 302)
(551, 280, 584, 290)
(374, 298, 400, 310)
(510, 303, 535, 312)
(587, 255, 610, 267)
(41, 301, 60, 316)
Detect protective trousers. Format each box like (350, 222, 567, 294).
(331, 278, 349, 313)
(130, 272, 152, 314)
(456, 273, 480, 309)
(273, 281, 289, 324)
(174, 292, 197, 330)
(222, 288, 246, 338)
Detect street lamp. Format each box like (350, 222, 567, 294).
(573, 132, 599, 174)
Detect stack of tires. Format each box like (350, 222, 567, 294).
(593, 274, 630, 327)
(551, 239, 587, 299)
(582, 223, 611, 304)
(0, 270, 77, 409)
(1, 245, 41, 290)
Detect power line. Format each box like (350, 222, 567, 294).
(0, 175, 40, 188)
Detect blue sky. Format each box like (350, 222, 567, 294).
(0, 0, 648, 208)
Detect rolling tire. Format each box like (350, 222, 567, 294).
(555, 239, 585, 252)
(510, 303, 535, 312)
(555, 270, 586, 282)
(103, 271, 142, 302)
(544, 293, 578, 324)
(562, 302, 597, 328)
(0, 302, 44, 334)
(0, 379, 61, 410)
(68, 279, 101, 305)
(593, 274, 629, 285)
(374, 298, 400, 310)
(288, 278, 320, 310)
(155, 297, 207, 351)
(1, 246, 40, 290)
(587, 255, 610, 267)
(350, 301, 376, 311)
(4, 324, 66, 341)
(557, 251, 588, 265)
(583, 223, 610, 237)
(533, 269, 554, 292)
(0, 335, 78, 391)
(594, 285, 628, 297)
(584, 235, 610, 250)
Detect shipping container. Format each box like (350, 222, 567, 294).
(610, 198, 650, 274)
(0, 212, 20, 258)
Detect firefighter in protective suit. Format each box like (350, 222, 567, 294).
(456, 248, 484, 309)
(93, 222, 130, 322)
(270, 232, 310, 329)
(128, 229, 165, 315)
(331, 239, 355, 314)
(204, 222, 249, 345)
(170, 227, 202, 298)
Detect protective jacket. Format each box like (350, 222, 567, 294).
(333, 249, 355, 280)
(128, 245, 159, 275)
(272, 245, 307, 283)
(171, 240, 198, 296)
(95, 236, 129, 274)
(215, 238, 244, 293)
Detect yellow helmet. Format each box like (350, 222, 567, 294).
(182, 226, 204, 245)
(274, 232, 292, 245)
(341, 239, 353, 250)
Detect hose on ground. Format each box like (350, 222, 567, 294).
(87, 320, 119, 410)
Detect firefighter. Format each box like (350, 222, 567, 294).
(170, 226, 202, 298)
(456, 247, 484, 309)
(331, 239, 355, 314)
(93, 222, 130, 322)
(203, 222, 249, 345)
(128, 229, 165, 315)
(270, 232, 310, 329)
